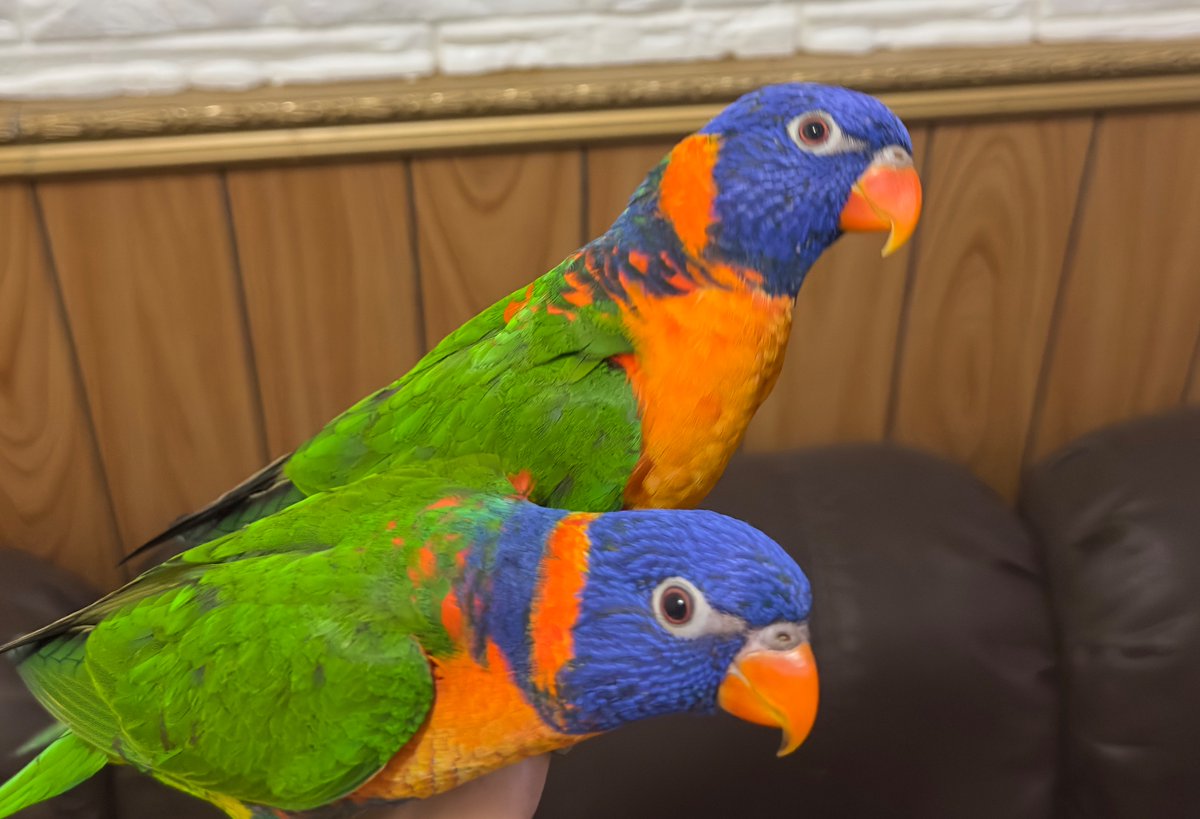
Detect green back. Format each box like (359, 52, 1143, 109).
(287, 259, 641, 512)
(17, 466, 511, 812)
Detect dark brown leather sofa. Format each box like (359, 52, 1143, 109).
(5, 409, 1199, 819)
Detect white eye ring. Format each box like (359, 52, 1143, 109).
(651, 577, 744, 639)
(787, 110, 865, 156)
(652, 577, 710, 639)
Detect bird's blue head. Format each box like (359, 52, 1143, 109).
(524, 508, 819, 756)
(622, 82, 922, 297)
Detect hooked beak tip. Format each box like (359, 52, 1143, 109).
(839, 152, 923, 258)
(717, 640, 819, 757)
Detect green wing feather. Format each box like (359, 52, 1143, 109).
(134, 261, 639, 559)
(8, 465, 508, 813)
(289, 266, 640, 510)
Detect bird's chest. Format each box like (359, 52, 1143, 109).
(349, 641, 580, 803)
(619, 286, 794, 508)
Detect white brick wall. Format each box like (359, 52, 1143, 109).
(0, 0, 1197, 99)
(798, 0, 1035, 53)
(438, 6, 799, 74)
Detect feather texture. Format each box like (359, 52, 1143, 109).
(131, 83, 916, 560)
(2, 461, 812, 816)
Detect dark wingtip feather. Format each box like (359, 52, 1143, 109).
(119, 453, 296, 567)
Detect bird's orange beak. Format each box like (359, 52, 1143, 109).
(717, 638, 819, 757)
(839, 146, 923, 257)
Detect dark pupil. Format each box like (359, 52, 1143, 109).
(663, 591, 690, 623)
(803, 120, 827, 142)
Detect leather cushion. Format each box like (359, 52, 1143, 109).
(1021, 408, 1200, 819)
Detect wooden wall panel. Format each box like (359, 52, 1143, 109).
(227, 162, 423, 456)
(412, 150, 584, 345)
(744, 128, 930, 451)
(0, 183, 124, 587)
(586, 141, 677, 236)
(6, 103, 1200, 585)
(889, 117, 1093, 498)
(37, 173, 268, 550)
(1028, 110, 1200, 462)
(1188, 348, 1200, 405)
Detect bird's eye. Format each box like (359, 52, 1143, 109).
(651, 577, 738, 639)
(787, 111, 864, 156)
(659, 586, 693, 625)
(797, 116, 829, 146)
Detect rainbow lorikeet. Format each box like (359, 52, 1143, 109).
(0, 462, 817, 818)
(133, 82, 921, 558)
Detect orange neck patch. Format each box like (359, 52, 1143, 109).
(352, 639, 584, 802)
(528, 513, 595, 700)
(351, 517, 599, 804)
(658, 134, 720, 259)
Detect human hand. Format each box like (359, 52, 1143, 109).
(367, 754, 550, 819)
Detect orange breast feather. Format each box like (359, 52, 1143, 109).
(619, 280, 794, 509)
(352, 634, 580, 802)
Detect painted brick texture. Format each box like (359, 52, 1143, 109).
(0, 0, 1196, 99)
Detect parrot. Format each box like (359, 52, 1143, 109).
(130, 82, 922, 560)
(0, 462, 818, 818)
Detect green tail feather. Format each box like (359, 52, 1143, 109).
(0, 733, 107, 818)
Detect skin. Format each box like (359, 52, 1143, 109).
(386, 757, 548, 819)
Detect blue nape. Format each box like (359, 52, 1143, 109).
(456, 503, 568, 682)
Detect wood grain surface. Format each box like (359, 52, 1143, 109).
(0, 182, 125, 587)
(8, 104, 1200, 582)
(889, 117, 1094, 498)
(585, 140, 678, 237)
(1187, 343, 1200, 405)
(37, 173, 269, 551)
(744, 128, 930, 452)
(412, 149, 585, 346)
(1028, 109, 1200, 462)
(227, 161, 424, 456)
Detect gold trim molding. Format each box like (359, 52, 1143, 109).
(2, 39, 1200, 176)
